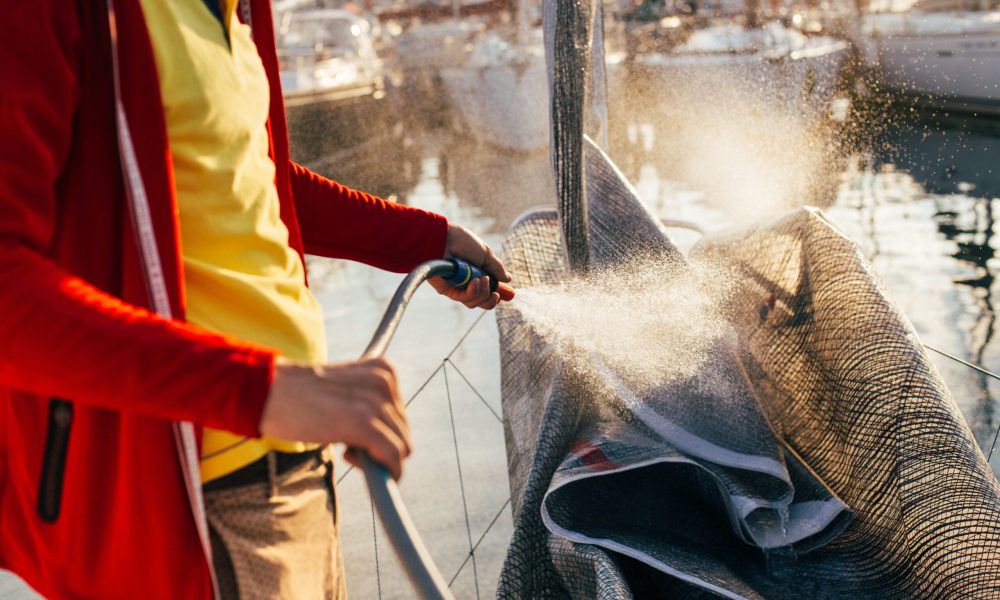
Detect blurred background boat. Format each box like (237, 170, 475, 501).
(374, 1, 506, 132)
(380, 1, 509, 74)
(860, 0, 1000, 116)
(624, 2, 850, 122)
(275, 7, 391, 155)
(392, 19, 482, 74)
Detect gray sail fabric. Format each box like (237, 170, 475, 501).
(497, 140, 1000, 598)
(496, 0, 1000, 597)
(498, 141, 843, 599)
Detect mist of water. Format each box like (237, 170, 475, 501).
(511, 257, 738, 393)
(613, 64, 850, 225)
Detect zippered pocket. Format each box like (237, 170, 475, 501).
(37, 398, 73, 523)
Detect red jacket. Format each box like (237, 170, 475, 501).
(0, 0, 448, 597)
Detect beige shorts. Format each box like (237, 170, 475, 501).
(203, 448, 346, 599)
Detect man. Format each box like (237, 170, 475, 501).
(0, 0, 509, 598)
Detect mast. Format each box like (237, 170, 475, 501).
(544, 0, 596, 275)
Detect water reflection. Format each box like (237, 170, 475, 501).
(829, 112, 1000, 457)
(875, 112, 1000, 198)
(939, 193, 997, 451)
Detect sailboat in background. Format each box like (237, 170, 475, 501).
(274, 7, 394, 157)
(625, 1, 849, 122)
(860, 0, 1000, 115)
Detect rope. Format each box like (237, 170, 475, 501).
(449, 498, 512, 587)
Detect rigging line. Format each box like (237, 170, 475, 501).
(448, 497, 512, 587)
(443, 311, 489, 362)
(444, 358, 504, 424)
(336, 361, 446, 485)
(335, 464, 354, 487)
(336, 361, 444, 485)
(407, 363, 446, 409)
(443, 363, 482, 598)
(924, 344, 1000, 383)
(923, 343, 1000, 460)
(989, 420, 1000, 462)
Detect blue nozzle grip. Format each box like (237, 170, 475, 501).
(444, 258, 498, 293)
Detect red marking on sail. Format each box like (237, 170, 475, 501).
(569, 440, 618, 472)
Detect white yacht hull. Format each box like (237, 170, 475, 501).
(633, 37, 849, 120)
(863, 12, 1000, 115)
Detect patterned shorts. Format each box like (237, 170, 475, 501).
(203, 448, 346, 599)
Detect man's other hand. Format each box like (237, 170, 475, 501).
(260, 357, 411, 480)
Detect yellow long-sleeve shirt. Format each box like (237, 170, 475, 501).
(139, 0, 324, 482)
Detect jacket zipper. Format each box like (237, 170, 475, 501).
(37, 399, 73, 523)
(105, 1, 218, 595)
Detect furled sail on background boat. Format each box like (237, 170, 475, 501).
(494, 0, 1000, 597)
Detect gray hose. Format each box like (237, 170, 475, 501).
(357, 259, 458, 600)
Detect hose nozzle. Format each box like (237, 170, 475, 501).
(443, 258, 515, 302)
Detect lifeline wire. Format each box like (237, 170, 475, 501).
(445, 358, 504, 424)
(444, 364, 482, 599)
(449, 498, 513, 587)
(925, 344, 1000, 384)
(924, 343, 1000, 461)
(337, 311, 512, 597)
(335, 312, 488, 486)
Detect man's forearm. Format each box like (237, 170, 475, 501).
(289, 162, 449, 271)
(0, 241, 276, 434)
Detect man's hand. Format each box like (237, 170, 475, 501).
(430, 223, 512, 310)
(260, 356, 411, 480)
